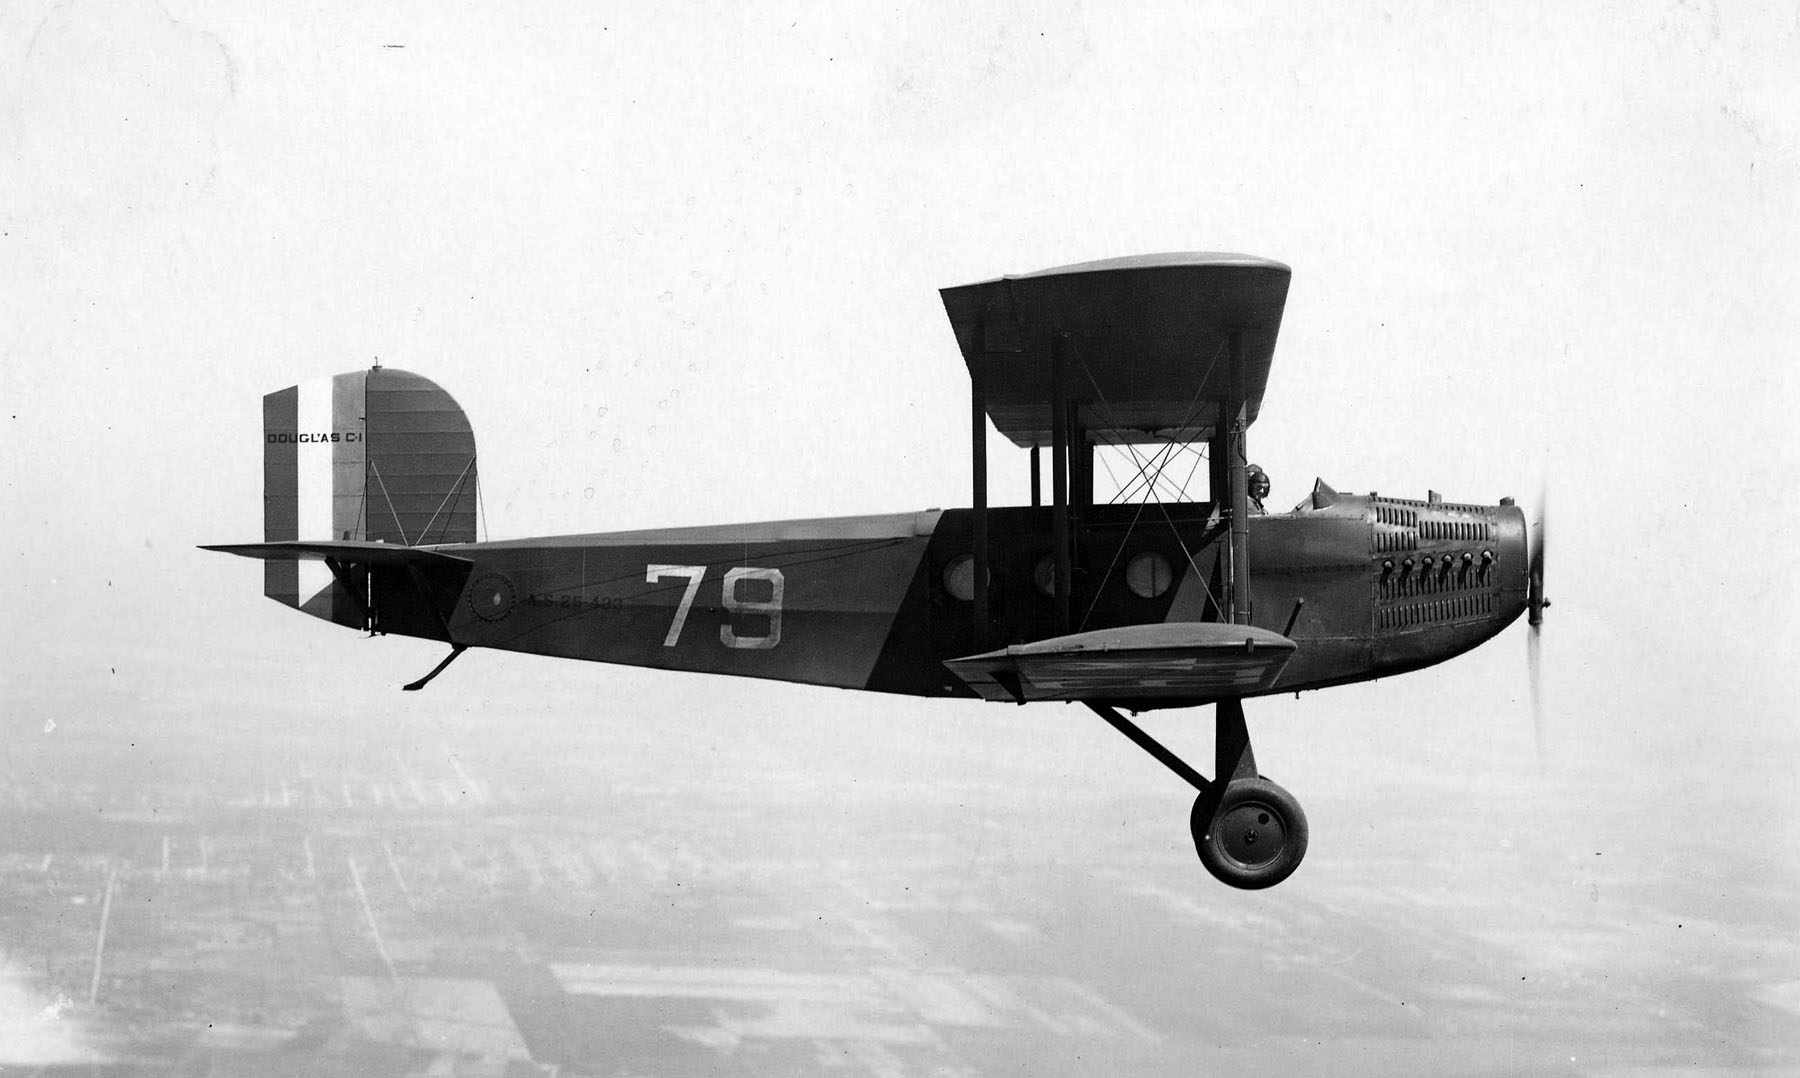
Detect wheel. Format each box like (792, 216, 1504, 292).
(1191, 777, 1309, 889)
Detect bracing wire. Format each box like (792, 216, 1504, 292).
(367, 462, 411, 546)
(1064, 337, 1230, 618)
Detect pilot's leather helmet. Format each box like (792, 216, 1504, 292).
(1247, 465, 1271, 499)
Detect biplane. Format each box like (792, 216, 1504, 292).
(205, 253, 1548, 889)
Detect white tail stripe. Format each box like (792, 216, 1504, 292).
(296, 377, 336, 603)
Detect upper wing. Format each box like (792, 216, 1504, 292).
(939, 253, 1292, 448)
(944, 622, 1297, 704)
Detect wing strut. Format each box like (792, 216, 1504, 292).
(971, 358, 990, 650)
(1229, 329, 1251, 624)
(1208, 328, 1252, 625)
(1051, 334, 1072, 634)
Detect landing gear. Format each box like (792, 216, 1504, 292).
(1191, 777, 1308, 889)
(1088, 698, 1309, 889)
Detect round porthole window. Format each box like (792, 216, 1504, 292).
(469, 573, 516, 621)
(942, 554, 985, 602)
(1125, 552, 1174, 599)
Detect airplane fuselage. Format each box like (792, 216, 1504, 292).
(352, 491, 1528, 708)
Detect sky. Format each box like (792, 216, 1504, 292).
(1, 0, 1797, 1064)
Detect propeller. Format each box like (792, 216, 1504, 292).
(1526, 491, 1550, 767)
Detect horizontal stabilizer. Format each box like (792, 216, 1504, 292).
(201, 540, 472, 569)
(945, 622, 1297, 704)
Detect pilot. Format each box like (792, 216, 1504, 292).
(1246, 464, 1270, 514)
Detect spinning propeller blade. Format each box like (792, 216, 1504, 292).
(1526, 491, 1550, 767)
(1528, 490, 1548, 628)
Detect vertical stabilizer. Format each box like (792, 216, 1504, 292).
(261, 367, 477, 624)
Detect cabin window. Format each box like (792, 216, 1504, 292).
(943, 554, 981, 602)
(1125, 552, 1174, 599)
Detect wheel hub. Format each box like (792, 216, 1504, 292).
(1217, 802, 1286, 867)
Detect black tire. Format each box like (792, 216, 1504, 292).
(1191, 777, 1309, 890)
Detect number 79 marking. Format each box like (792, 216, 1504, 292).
(646, 564, 785, 650)
(645, 565, 706, 646)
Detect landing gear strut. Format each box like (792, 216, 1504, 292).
(1088, 698, 1309, 889)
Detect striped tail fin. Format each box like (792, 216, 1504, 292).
(261, 367, 478, 624)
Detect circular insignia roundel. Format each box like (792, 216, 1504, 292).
(469, 573, 516, 622)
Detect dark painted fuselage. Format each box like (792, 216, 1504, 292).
(363, 492, 1528, 708)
